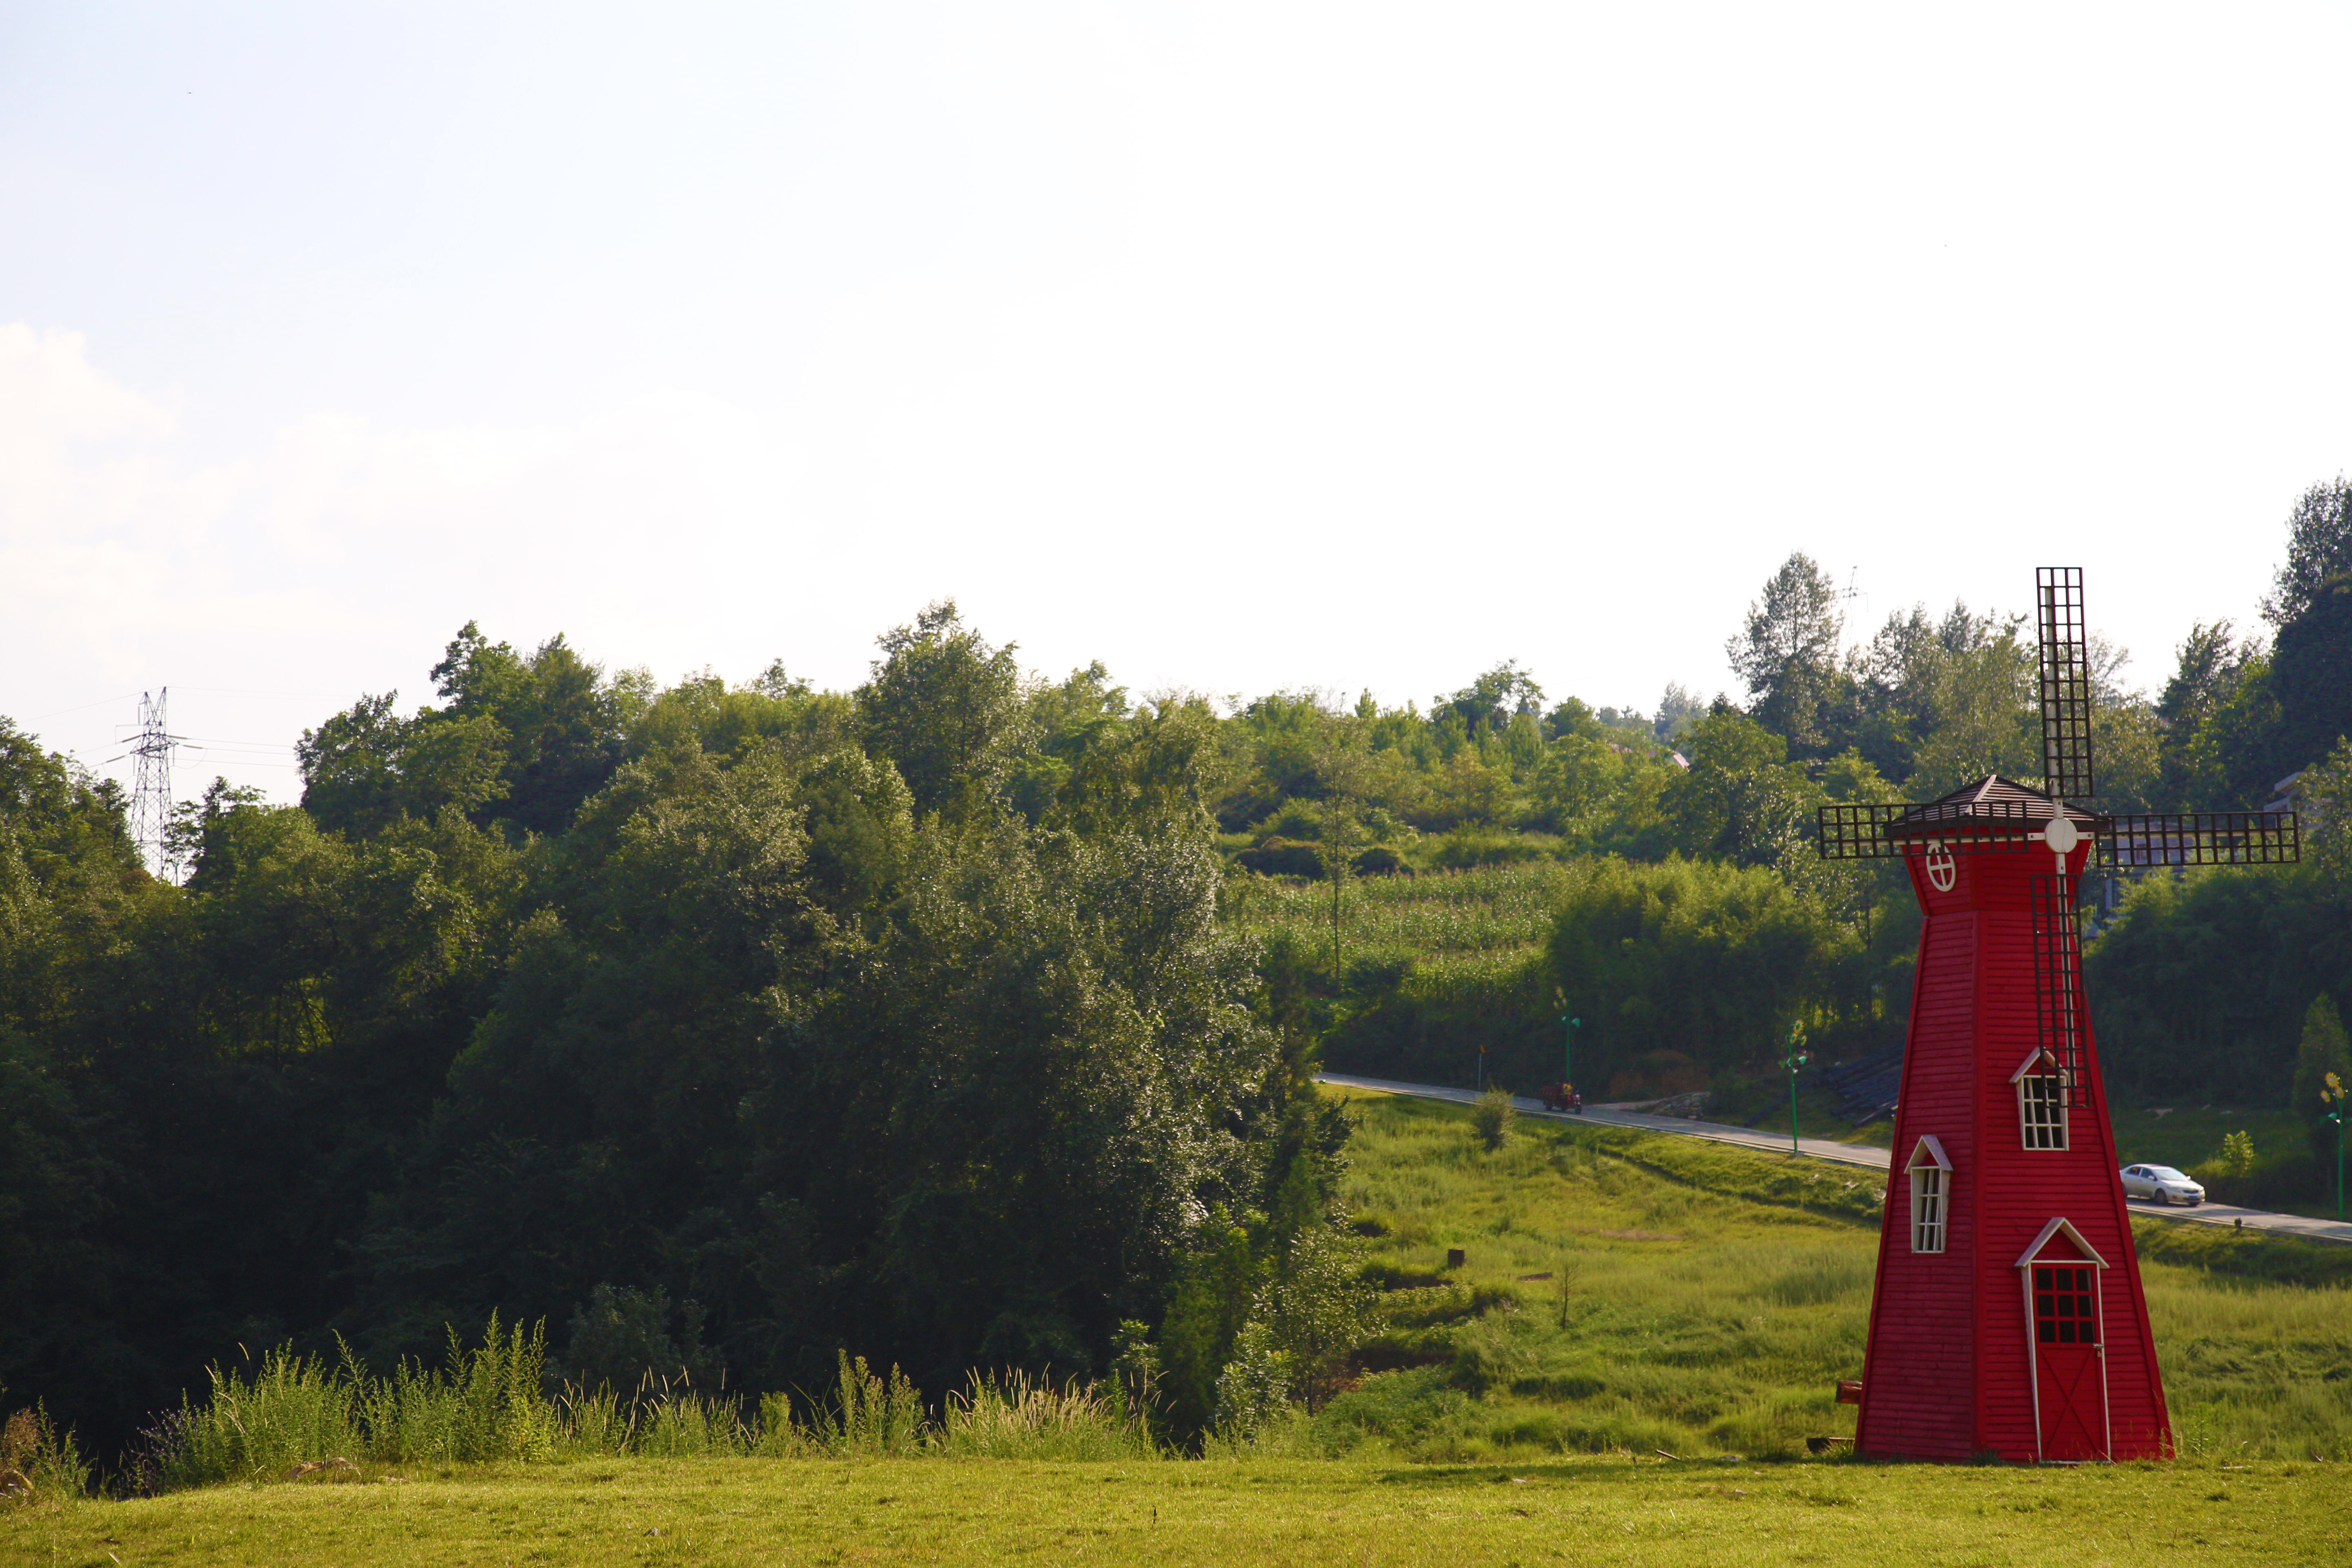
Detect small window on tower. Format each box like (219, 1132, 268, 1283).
(1911, 1167, 1945, 1253)
(1905, 1135, 1951, 1255)
(2013, 1050, 2069, 1151)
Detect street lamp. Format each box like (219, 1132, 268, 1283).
(2324, 1071, 2346, 1223)
(1781, 1020, 1811, 1157)
(1556, 987, 1581, 1109)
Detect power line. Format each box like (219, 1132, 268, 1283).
(23, 693, 144, 724)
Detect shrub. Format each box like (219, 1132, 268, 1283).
(1209, 1323, 1289, 1444)
(1471, 1085, 1515, 1151)
(0, 1403, 91, 1505)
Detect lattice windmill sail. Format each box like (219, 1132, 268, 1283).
(2036, 567, 2096, 805)
(1812, 568, 2299, 1465)
(1817, 571, 2299, 1102)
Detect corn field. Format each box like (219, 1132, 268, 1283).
(1223, 863, 1564, 963)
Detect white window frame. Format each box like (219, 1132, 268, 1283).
(2011, 1049, 2069, 1151)
(1907, 1134, 1951, 1254)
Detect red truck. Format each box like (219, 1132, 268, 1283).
(1535, 1082, 1583, 1114)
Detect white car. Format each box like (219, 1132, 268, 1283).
(2120, 1164, 2205, 1205)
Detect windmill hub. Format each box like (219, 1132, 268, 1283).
(2041, 812, 2080, 857)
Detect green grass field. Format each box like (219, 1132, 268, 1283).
(7, 1452, 2345, 1568)
(8, 1088, 2345, 1567)
(1321, 1091, 2352, 1465)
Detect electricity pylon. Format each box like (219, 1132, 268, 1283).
(127, 689, 182, 881)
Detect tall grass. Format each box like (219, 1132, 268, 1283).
(154, 1347, 364, 1488)
(144, 1335, 1152, 1489)
(352, 1316, 561, 1465)
(0, 1403, 95, 1504)
(937, 1371, 1157, 1459)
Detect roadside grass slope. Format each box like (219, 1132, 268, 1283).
(1319, 1089, 2352, 1464)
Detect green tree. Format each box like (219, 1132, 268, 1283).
(1436, 662, 1545, 745)
(430, 623, 628, 836)
(1256, 1222, 1372, 1412)
(1546, 855, 1860, 1084)
(2292, 993, 2352, 1165)
(1157, 1214, 1256, 1440)
(2262, 475, 2352, 630)
(1727, 553, 1844, 752)
(1905, 626, 2037, 797)
(2298, 736, 2352, 884)
(2267, 572, 2352, 780)
(858, 599, 1033, 820)
(1663, 708, 1816, 866)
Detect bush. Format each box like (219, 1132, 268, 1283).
(1431, 827, 1556, 871)
(0, 1403, 91, 1505)
(1209, 1323, 1289, 1444)
(1471, 1085, 1515, 1151)
(1235, 838, 1324, 879)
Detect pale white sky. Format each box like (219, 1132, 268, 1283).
(6, 2, 2352, 804)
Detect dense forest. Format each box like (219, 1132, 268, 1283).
(5, 480, 2352, 1455)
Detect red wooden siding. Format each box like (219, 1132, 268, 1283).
(1855, 838, 2170, 1463)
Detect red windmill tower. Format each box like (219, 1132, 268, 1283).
(1817, 568, 2299, 1463)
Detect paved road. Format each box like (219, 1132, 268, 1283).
(1318, 1071, 2352, 1246)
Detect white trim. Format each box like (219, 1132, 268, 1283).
(2021, 1268, 2041, 1461)
(1905, 1133, 1952, 1172)
(2014, 1216, 2108, 1271)
(2008, 1047, 2065, 1085)
(1909, 1163, 1947, 1253)
(2016, 1069, 2069, 1152)
(2020, 1234, 2112, 1463)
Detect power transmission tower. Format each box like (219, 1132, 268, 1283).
(127, 689, 182, 881)
(1841, 568, 1869, 653)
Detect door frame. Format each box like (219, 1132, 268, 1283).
(2016, 1217, 2110, 1462)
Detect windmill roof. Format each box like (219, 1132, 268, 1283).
(1886, 775, 2102, 837)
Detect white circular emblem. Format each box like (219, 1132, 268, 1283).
(1925, 844, 1957, 892)
(2042, 811, 2080, 856)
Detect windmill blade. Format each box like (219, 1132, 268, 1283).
(1816, 803, 1910, 858)
(2036, 567, 2096, 802)
(2029, 867, 2092, 1109)
(2100, 811, 2300, 868)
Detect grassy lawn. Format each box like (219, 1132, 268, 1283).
(8, 1453, 2345, 1567)
(2107, 1105, 2305, 1171)
(9, 1088, 2343, 1566)
(1318, 1090, 2350, 1464)
(1716, 1085, 1894, 1148)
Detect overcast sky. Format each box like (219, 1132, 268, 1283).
(6, 2, 2352, 803)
